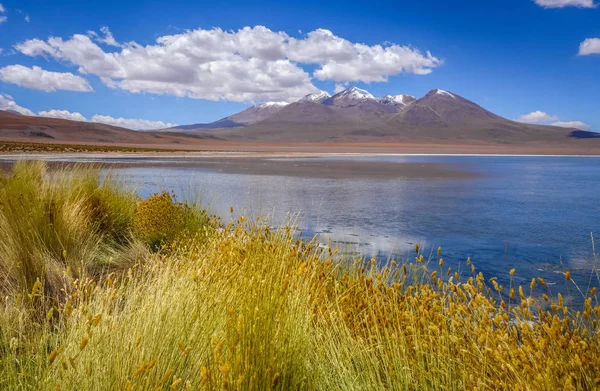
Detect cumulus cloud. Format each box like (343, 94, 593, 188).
(551, 121, 591, 130)
(334, 83, 347, 94)
(0, 95, 174, 130)
(0, 4, 5, 12)
(0, 93, 35, 115)
(579, 38, 600, 55)
(534, 0, 597, 7)
(0, 16, 6, 24)
(516, 111, 559, 123)
(289, 29, 442, 82)
(516, 110, 591, 130)
(14, 26, 442, 102)
(0, 65, 93, 92)
(97, 26, 120, 47)
(90, 115, 176, 130)
(38, 109, 87, 121)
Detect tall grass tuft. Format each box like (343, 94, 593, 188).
(0, 161, 144, 303)
(1, 162, 599, 390)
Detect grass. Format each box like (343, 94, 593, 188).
(0, 161, 599, 390)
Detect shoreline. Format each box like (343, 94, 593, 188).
(2, 138, 600, 157)
(1, 151, 600, 159)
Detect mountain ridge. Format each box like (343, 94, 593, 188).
(169, 87, 595, 144)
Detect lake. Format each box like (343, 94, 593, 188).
(3, 154, 599, 306)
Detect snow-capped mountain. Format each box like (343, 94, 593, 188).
(379, 94, 417, 107)
(168, 86, 594, 145)
(323, 86, 376, 107)
(298, 92, 331, 103)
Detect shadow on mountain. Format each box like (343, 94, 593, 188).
(569, 130, 600, 139)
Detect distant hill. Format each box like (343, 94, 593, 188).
(171, 87, 596, 144)
(0, 110, 213, 145)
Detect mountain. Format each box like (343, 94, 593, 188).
(171, 101, 289, 131)
(401, 89, 500, 123)
(177, 86, 597, 144)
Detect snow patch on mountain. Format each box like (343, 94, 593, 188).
(435, 89, 456, 99)
(258, 101, 290, 108)
(299, 92, 331, 103)
(379, 94, 416, 106)
(336, 86, 376, 101)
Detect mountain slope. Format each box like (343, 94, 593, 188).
(171, 102, 289, 131)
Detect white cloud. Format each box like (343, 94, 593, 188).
(0, 65, 93, 92)
(516, 111, 559, 123)
(0, 16, 6, 24)
(25, 15, 29, 22)
(551, 121, 591, 130)
(516, 111, 591, 130)
(90, 115, 175, 130)
(334, 83, 346, 94)
(38, 109, 87, 121)
(97, 26, 120, 47)
(0, 93, 35, 115)
(579, 38, 600, 55)
(534, 0, 597, 7)
(0, 4, 5, 12)
(0, 95, 173, 130)
(38, 110, 174, 129)
(15, 25, 442, 102)
(289, 29, 442, 82)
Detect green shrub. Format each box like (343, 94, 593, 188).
(133, 191, 209, 250)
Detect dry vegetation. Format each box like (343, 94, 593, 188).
(0, 140, 198, 153)
(1, 161, 599, 390)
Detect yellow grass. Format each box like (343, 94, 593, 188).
(0, 162, 599, 390)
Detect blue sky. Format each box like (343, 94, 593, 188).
(0, 0, 598, 130)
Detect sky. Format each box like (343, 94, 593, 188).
(0, 0, 598, 130)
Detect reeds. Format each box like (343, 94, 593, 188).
(0, 162, 599, 390)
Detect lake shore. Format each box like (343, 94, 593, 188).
(2, 138, 600, 156)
